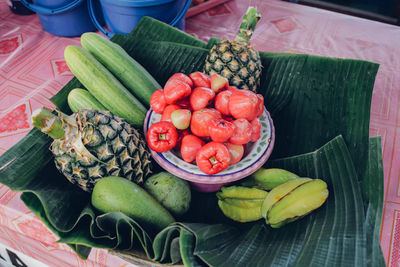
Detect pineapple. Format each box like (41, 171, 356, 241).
(204, 7, 262, 92)
(32, 108, 152, 192)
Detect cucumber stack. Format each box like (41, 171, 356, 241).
(65, 33, 161, 128)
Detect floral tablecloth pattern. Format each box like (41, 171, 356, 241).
(0, 0, 399, 266)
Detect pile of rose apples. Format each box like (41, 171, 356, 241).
(147, 72, 264, 175)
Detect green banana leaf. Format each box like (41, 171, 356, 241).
(149, 135, 384, 267)
(0, 17, 384, 266)
(362, 137, 386, 267)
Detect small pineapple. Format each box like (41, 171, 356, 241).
(32, 108, 152, 192)
(204, 7, 262, 92)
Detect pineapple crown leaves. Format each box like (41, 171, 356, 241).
(234, 6, 261, 45)
(32, 108, 104, 165)
(31, 107, 65, 139)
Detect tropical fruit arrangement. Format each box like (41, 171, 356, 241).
(0, 6, 384, 267)
(29, 6, 326, 230)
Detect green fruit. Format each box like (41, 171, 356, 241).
(218, 200, 262, 223)
(261, 178, 312, 219)
(203, 7, 262, 92)
(266, 179, 329, 226)
(143, 172, 191, 217)
(91, 176, 175, 231)
(269, 216, 303, 229)
(216, 185, 267, 200)
(216, 185, 267, 223)
(241, 168, 299, 190)
(223, 198, 264, 208)
(31, 108, 152, 192)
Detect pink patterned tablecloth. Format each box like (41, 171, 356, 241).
(0, 0, 399, 266)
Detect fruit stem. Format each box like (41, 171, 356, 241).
(234, 6, 261, 45)
(159, 133, 166, 140)
(209, 156, 218, 165)
(31, 108, 65, 139)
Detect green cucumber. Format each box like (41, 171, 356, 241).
(67, 88, 106, 112)
(81, 32, 160, 107)
(64, 45, 146, 127)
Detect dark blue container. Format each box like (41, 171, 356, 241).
(8, 0, 35, 15)
(88, 0, 191, 38)
(20, 0, 103, 37)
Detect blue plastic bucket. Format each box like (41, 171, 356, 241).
(20, 0, 103, 37)
(88, 0, 191, 38)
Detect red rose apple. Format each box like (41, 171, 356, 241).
(175, 97, 191, 110)
(208, 118, 235, 142)
(227, 86, 239, 92)
(189, 72, 211, 88)
(147, 121, 178, 152)
(210, 73, 228, 93)
(161, 104, 181, 122)
(163, 79, 191, 104)
(190, 87, 215, 111)
(256, 94, 264, 118)
(224, 143, 245, 165)
(214, 90, 233, 116)
(167, 73, 193, 88)
(190, 108, 221, 137)
(180, 134, 205, 163)
(229, 118, 253, 145)
(229, 90, 258, 121)
(170, 109, 191, 130)
(250, 118, 261, 142)
(196, 142, 230, 175)
(175, 129, 190, 151)
(150, 89, 167, 114)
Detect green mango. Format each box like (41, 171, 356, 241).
(261, 178, 312, 219)
(266, 179, 329, 226)
(216, 186, 268, 200)
(91, 176, 175, 232)
(241, 168, 299, 190)
(218, 200, 263, 223)
(143, 172, 191, 217)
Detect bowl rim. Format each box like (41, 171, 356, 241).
(144, 108, 275, 185)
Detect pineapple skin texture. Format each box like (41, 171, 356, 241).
(51, 109, 152, 192)
(204, 39, 262, 92)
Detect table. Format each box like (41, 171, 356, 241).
(0, 0, 399, 266)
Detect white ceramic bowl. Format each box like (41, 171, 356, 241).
(144, 108, 275, 192)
